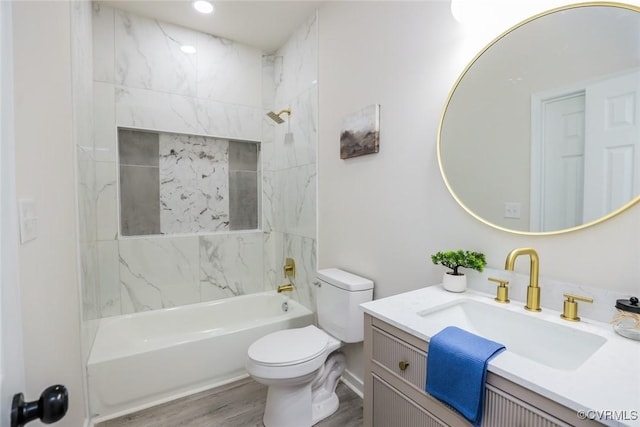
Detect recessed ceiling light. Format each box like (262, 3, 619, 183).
(181, 45, 197, 54)
(193, 0, 214, 14)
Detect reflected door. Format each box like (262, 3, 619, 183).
(584, 70, 640, 222)
(536, 93, 586, 232)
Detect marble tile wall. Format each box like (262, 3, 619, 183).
(73, 0, 98, 318)
(262, 13, 319, 311)
(119, 237, 200, 312)
(72, 0, 100, 370)
(158, 133, 230, 234)
(90, 4, 318, 317)
(200, 232, 264, 301)
(94, 231, 265, 314)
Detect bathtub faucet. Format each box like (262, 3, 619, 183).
(277, 283, 294, 293)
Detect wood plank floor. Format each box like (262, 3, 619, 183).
(96, 377, 363, 427)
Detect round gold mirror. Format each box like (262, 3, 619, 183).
(438, 2, 640, 235)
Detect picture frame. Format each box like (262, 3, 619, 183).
(340, 104, 380, 159)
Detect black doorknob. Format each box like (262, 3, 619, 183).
(11, 385, 68, 427)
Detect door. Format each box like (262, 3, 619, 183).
(1, 2, 27, 425)
(543, 93, 586, 231)
(532, 92, 586, 232)
(583, 70, 640, 223)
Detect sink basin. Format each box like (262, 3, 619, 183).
(417, 300, 606, 370)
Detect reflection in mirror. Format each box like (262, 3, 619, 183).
(439, 3, 640, 234)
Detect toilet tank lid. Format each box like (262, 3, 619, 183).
(317, 268, 374, 291)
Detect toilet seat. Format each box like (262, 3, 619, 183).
(246, 325, 341, 382)
(248, 325, 329, 367)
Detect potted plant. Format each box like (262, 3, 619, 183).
(431, 250, 486, 292)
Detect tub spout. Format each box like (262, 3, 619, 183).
(277, 283, 294, 293)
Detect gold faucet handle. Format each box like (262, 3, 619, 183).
(283, 257, 296, 279)
(488, 277, 510, 303)
(563, 293, 594, 304)
(561, 293, 593, 322)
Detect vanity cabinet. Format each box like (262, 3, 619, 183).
(363, 314, 602, 427)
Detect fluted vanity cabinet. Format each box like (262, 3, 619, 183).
(363, 314, 602, 427)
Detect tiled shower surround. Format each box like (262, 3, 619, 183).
(89, 4, 318, 317)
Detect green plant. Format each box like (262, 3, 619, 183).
(431, 250, 486, 276)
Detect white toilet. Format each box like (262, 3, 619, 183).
(246, 268, 374, 427)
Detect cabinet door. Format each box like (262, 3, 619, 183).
(482, 384, 570, 427)
(372, 374, 447, 427)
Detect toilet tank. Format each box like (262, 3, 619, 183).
(316, 268, 374, 343)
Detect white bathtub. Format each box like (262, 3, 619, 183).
(87, 291, 314, 419)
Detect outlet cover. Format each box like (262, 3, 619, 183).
(504, 202, 521, 219)
(18, 198, 38, 243)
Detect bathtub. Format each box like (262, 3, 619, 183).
(87, 291, 314, 419)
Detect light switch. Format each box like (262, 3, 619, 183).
(18, 198, 38, 243)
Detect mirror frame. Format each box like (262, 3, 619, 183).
(437, 1, 640, 235)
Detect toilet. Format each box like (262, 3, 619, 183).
(246, 268, 374, 427)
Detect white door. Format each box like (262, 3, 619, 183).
(584, 70, 640, 223)
(536, 93, 586, 232)
(1, 2, 27, 425)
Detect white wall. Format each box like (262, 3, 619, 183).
(13, 2, 86, 425)
(318, 1, 639, 385)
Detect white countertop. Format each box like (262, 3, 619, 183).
(361, 285, 640, 427)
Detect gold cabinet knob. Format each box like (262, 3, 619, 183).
(561, 293, 594, 322)
(398, 361, 410, 371)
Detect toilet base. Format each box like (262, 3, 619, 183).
(262, 384, 341, 427)
(264, 382, 313, 427)
(311, 390, 339, 425)
(262, 352, 345, 427)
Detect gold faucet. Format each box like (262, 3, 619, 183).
(277, 283, 294, 293)
(505, 248, 541, 312)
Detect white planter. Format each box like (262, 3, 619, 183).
(442, 272, 467, 293)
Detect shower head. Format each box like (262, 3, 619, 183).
(266, 108, 291, 124)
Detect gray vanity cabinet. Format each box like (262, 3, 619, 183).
(363, 314, 602, 427)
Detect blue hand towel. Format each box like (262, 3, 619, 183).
(425, 326, 505, 427)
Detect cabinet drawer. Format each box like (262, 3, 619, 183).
(373, 374, 446, 427)
(372, 325, 427, 391)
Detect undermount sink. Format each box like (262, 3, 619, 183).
(417, 299, 607, 370)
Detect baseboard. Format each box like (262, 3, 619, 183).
(340, 369, 363, 398)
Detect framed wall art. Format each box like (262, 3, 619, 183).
(340, 104, 380, 159)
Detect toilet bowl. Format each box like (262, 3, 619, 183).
(247, 325, 343, 427)
(246, 268, 374, 427)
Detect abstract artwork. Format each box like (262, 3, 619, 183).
(340, 104, 380, 159)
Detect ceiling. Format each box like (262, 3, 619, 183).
(97, 0, 323, 53)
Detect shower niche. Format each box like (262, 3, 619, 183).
(118, 128, 259, 236)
